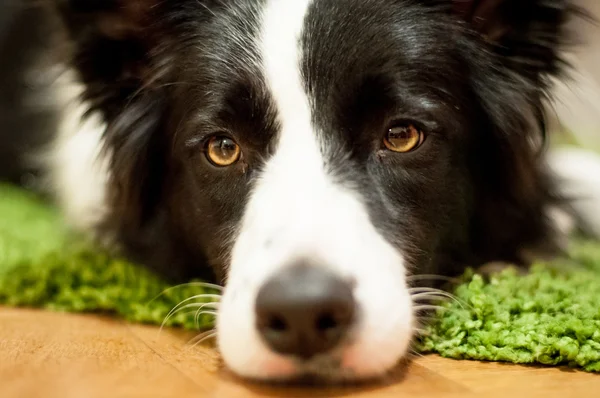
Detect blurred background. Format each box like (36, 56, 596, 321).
(550, 0, 600, 151)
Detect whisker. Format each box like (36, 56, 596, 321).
(408, 287, 451, 294)
(157, 308, 219, 341)
(146, 282, 223, 308)
(412, 304, 449, 312)
(165, 308, 217, 326)
(194, 303, 219, 328)
(415, 314, 439, 323)
(408, 348, 424, 358)
(166, 293, 222, 313)
(192, 311, 218, 324)
(164, 302, 219, 311)
(159, 295, 222, 335)
(158, 303, 208, 334)
(409, 287, 469, 309)
(154, 309, 212, 339)
(411, 291, 466, 306)
(187, 330, 218, 349)
(406, 274, 459, 284)
(194, 310, 218, 316)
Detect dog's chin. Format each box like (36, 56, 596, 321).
(244, 356, 389, 386)
(225, 344, 410, 385)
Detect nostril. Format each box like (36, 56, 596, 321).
(315, 303, 354, 343)
(267, 315, 287, 332)
(316, 313, 338, 332)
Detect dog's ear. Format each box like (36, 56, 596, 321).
(443, 0, 579, 264)
(449, 0, 577, 78)
(54, 0, 165, 114)
(57, 0, 150, 39)
(53, 0, 172, 229)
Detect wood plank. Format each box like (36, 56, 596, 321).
(0, 307, 598, 398)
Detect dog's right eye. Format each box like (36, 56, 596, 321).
(206, 136, 241, 166)
(383, 122, 425, 153)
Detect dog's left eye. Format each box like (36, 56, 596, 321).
(383, 123, 425, 153)
(206, 135, 241, 166)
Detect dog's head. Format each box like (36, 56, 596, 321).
(54, 0, 574, 382)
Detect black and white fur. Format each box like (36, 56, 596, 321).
(2, 0, 600, 383)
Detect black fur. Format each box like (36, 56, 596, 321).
(0, 0, 581, 283)
(300, 0, 573, 279)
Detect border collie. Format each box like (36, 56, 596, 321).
(2, 0, 600, 384)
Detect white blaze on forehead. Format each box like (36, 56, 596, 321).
(261, 0, 312, 111)
(260, 0, 321, 177)
(232, 0, 329, 257)
(217, 0, 414, 381)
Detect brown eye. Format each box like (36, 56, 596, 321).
(383, 123, 424, 153)
(206, 135, 241, 166)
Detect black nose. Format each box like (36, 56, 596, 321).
(255, 265, 355, 359)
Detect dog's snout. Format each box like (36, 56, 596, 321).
(255, 265, 355, 359)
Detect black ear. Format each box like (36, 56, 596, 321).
(54, 0, 164, 116)
(446, 1, 585, 265)
(53, 0, 172, 228)
(58, 0, 149, 38)
(451, 0, 579, 78)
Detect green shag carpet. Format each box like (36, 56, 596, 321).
(1, 183, 599, 372)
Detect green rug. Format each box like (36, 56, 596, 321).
(1, 183, 599, 372)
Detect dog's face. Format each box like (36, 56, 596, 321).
(170, 0, 476, 380)
(56, 0, 570, 382)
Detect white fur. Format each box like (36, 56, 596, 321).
(216, 0, 413, 380)
(47, 70, 111, 234)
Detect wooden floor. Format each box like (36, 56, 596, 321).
(1, 307, 598, 398)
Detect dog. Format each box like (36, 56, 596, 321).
(2, 0, 600, 384)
